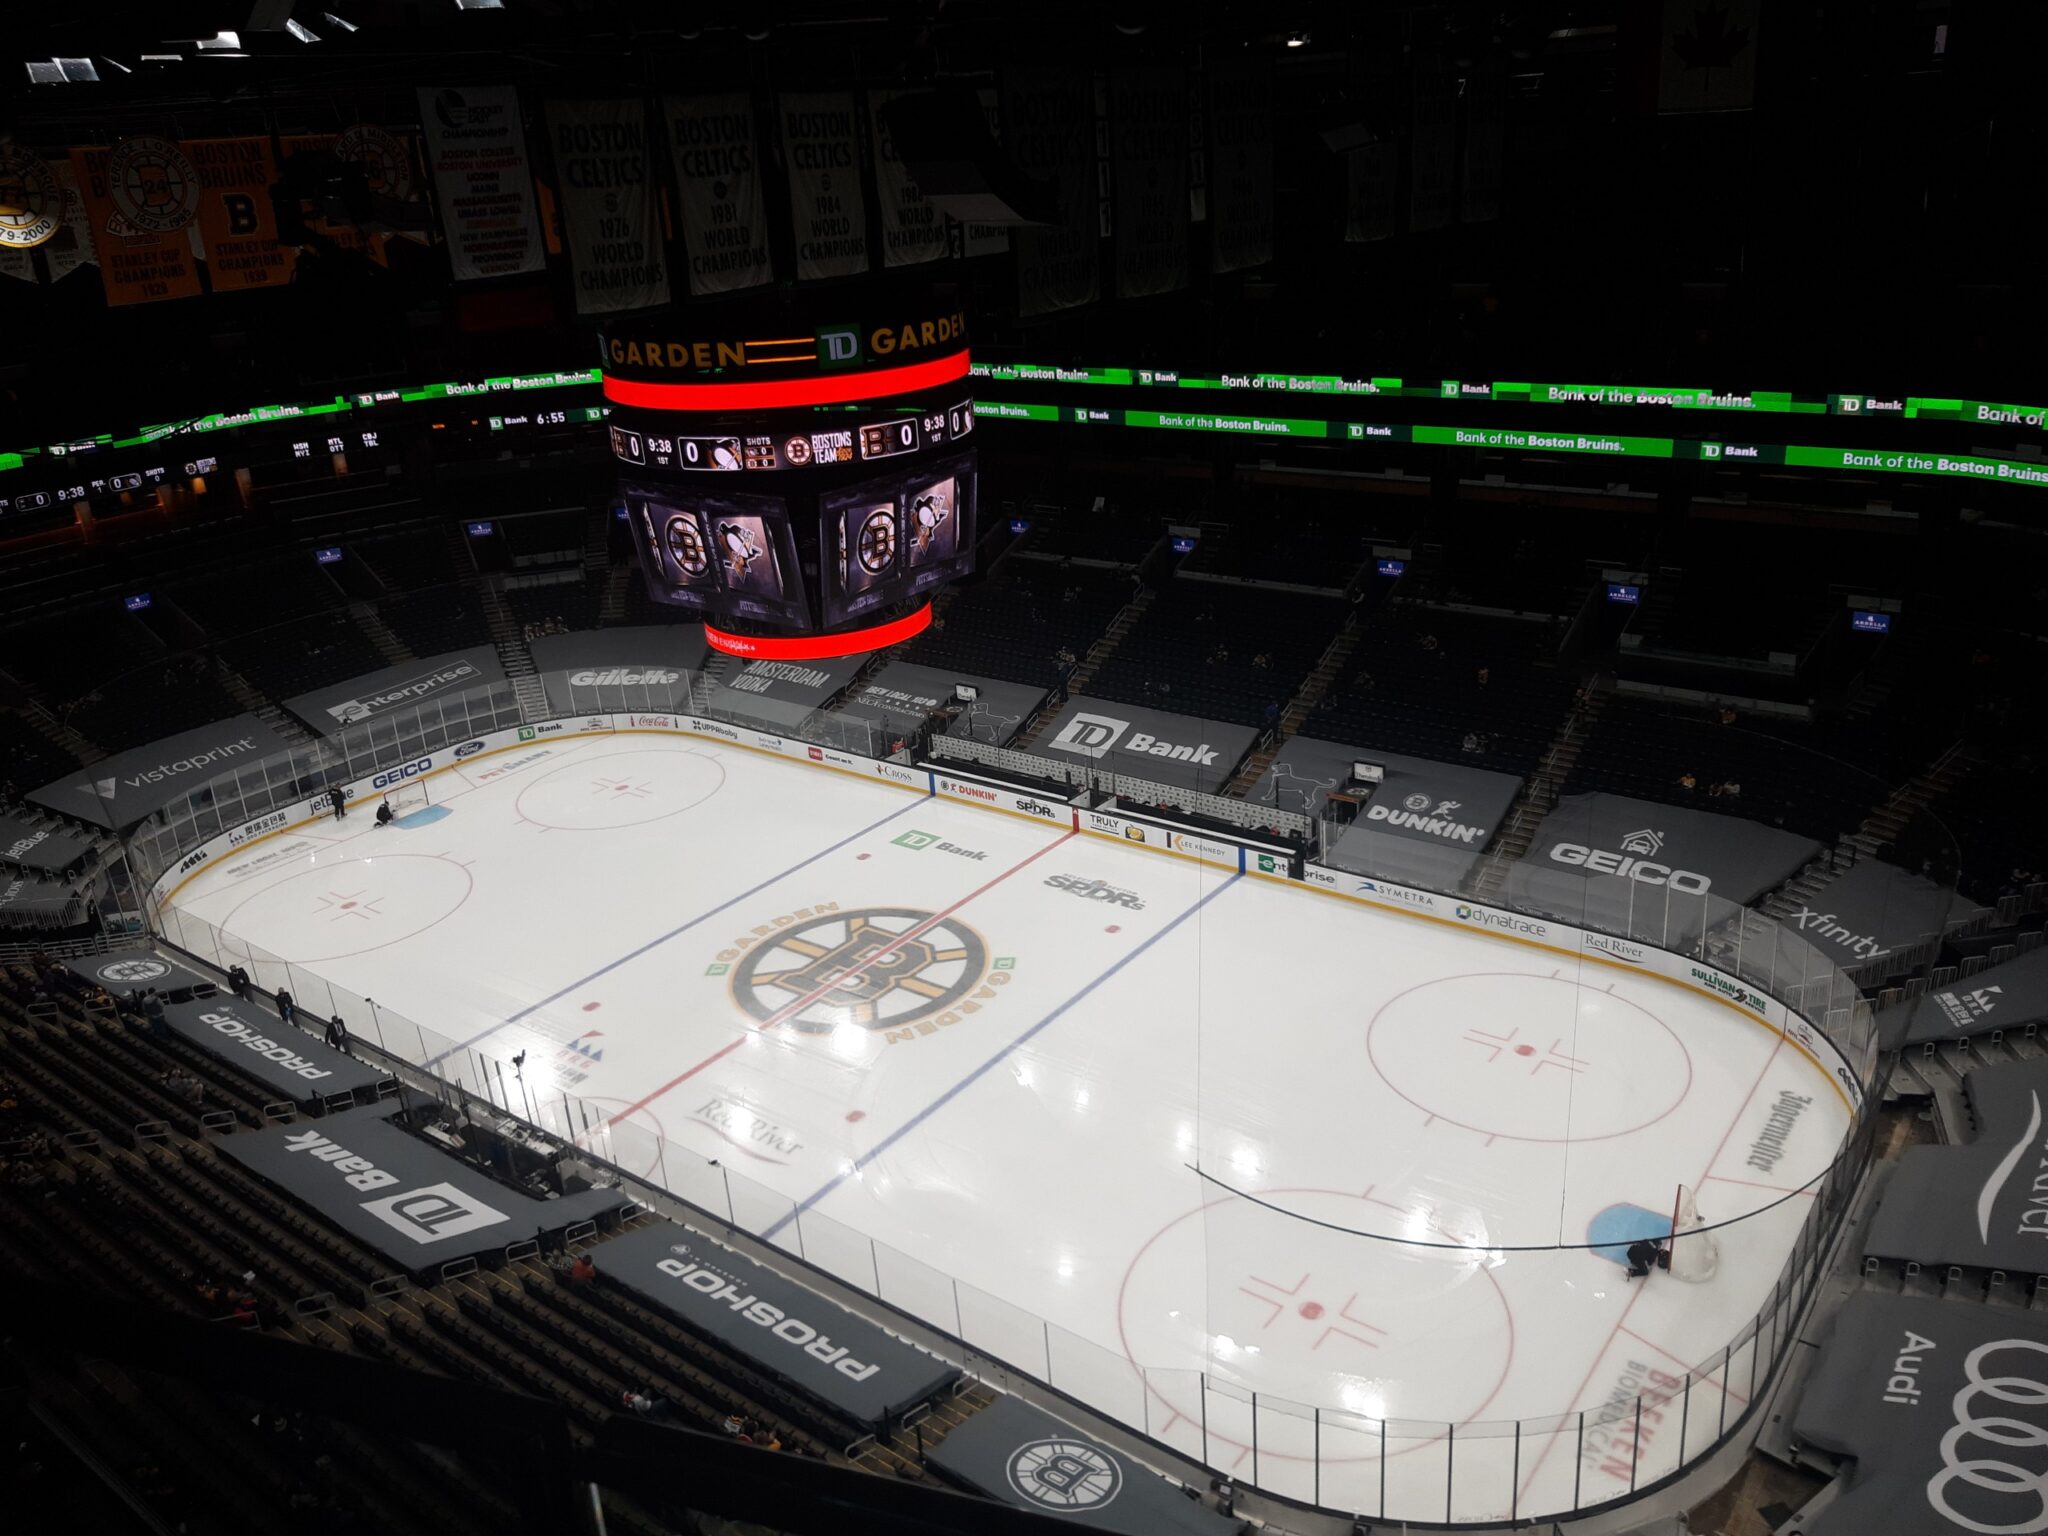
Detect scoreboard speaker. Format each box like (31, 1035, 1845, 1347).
(875, 91, 1058, 226)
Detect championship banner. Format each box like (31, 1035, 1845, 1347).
(46, 162, 97, 280)
(931, 1394, 1240, 1533)
(1, 144, 63, 250)
(779, 93, 868, 281)
(665, 93, 773, 296)
(1409, 81, 1457, 233)
(1344, 141, 1399, 242)
(1110, 66, 1190, 298)
(1205, 63, 1273, 273)
(416, 85, 545, 282)
(1461, 69, 1505, 224)
(1660, 0, 1759, 114)
(0, 247, 33, 284)
(184, 138, 296, 291)
(543, 100, 670, 314)
(1793, 1294, 2048, 1536)
(868, 89, 947, 268)
(1003, 68, 1100, 316)
(948, 89, 1010, 260)
(66, 146, 202, 307)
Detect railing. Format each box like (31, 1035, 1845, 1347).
(123, 681, 1888, 1526)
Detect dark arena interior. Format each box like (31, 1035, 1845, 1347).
(3, 4, 2047, 1534)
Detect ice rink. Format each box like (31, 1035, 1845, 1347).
(162, 729, 1854, 1516)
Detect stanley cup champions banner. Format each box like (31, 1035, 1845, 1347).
(66, 145, 202, 306)
(780, 93, 869, 281)
(544, 100, 670, 314)
(1110, 66, 1190, 298)
(416, 85, 544, 282)
(868, 89, 947, 268)
(1003, 68, 1100, 316)
(1205, 63, 1274, 273)
(949, 90, 1010, 260)
(665, 93, 773, 296)
(45, 162, 97, 282)
(184, 138, 296, 291)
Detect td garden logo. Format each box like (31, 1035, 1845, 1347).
(711, 903, 1016, 1044)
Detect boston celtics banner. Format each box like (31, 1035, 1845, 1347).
(780, 93, 868, 281)
(665, 93, 773, 296)
(416, 85, 544, 282)
(1205, 63, 1273, 273)
(185, 138, 296, 291)
(544, 100, 670, 315)
(1110, 66, 1189, 298)
(1003, 68, 1100, 316)
(868, 89, 947, 268)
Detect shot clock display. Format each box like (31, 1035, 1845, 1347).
(600, 305, 976, 655)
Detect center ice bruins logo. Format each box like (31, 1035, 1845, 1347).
(727, 906, 1000, 1039)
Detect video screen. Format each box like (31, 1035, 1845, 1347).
(819, 451, 977, 627)
(626, 482, 810, 627)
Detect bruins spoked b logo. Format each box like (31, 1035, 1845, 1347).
(1006, 1438, 1122, 1511)
(728, 906, 993, 1037)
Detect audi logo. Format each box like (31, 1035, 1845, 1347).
(1929, 1338, 2048, 1535)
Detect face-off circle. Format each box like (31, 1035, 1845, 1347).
(1006, 1439, 1122, 1510)
(514, 748, 724, 832)
(1367, 971, 1692, 1144)
(1117, 1188, 1514, 1449)
(728, 907, 988, 1034)
(218, 854, 475, 962)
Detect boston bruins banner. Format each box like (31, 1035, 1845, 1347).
(665, 93, 773, 296)
(1205, 63, 1273, 274)
(416, 85, 545, 282)
(780, 92, 869, 281)
(544, 100, 670, 315)
(1110, 66, 1190, 298)
(281, 128, 423, 266)
(185, 138, 296, 291)
(66, 146, 201, 306)
(1003, 68, 1100, 316)
(868, 89, 947, 268)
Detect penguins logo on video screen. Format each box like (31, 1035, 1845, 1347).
(717, 520, 763, 581)
(909, 488, 952, 559)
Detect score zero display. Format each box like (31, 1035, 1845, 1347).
(608, 399, 973, 475)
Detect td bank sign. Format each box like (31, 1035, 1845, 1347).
(1048, 713, 1218, 767)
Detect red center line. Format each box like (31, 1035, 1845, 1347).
(601, 829, 1078, 1127)
(1514, 1027, 1787, 1507)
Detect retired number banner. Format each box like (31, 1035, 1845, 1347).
(781, 93, 869, 281)
(1111, 66, 1190, 298)
(545, 100, 670, 314)
(185, 138, 296, 291)
(417, 85, 545, 281)
(1003, 68, 1100, 316)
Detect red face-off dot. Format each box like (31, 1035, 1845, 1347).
(1514, 1044, 1536, 1056)
(845, 1109, 866, 1122)
(1299, 1301, 1325, 1320)
(582, 1002, 601, 1012)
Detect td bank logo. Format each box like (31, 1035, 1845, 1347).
(817, 323, 861, 367)
(892, 829, 985, 860)
(1050, 713, 1127, 758)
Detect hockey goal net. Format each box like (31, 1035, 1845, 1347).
(382, 780, 430, 819)
(1665, 1185, 1719, 1283)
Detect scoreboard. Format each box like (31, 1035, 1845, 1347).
(601, 306, 976, 656)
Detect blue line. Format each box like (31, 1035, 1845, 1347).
(422, 795, 925, 1067)
(764, 873, 1243, 1240)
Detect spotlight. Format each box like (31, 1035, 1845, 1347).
(1286, 31, 1309, 47)
(285, 19, 320, 41)
(322, 11, 358, 32)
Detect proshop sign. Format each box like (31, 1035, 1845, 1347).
(656, 1254, 881, 1383)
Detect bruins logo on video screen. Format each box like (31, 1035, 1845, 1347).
(728, 907, 988, 1034)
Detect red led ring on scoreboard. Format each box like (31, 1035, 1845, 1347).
(704, 603, 933, 661)
(601, 350, 971, 414)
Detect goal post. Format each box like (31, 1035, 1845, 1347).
(382, 780, 431, 819)
(1665, 1184, 1719, 1283)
